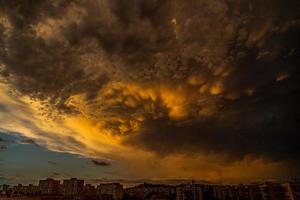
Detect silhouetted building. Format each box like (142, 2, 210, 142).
(63, 178, 84, 196)
(212, 185, 240, 200)
(97, 183, 123, 200)
(23, 184, 40, 196)
(247, 183, 263, 200)
(282, 182, 300, 200)
(176, 183, 202, 200)
(3, 178, 300, 200)
(0, 184, 10, 191)
(0, 184, 11, 197)
(84, 183, 97, 197)
(11, 184, 40, 196)
(259, 182, 287, 200)
(126, 183, 174, 199)
(39, 178, 60, 195)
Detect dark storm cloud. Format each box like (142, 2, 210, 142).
(91, 159, 111, 167)
(0, 0, 109, 112)
(118, 0, 299, 163)
(0, 0, 299, 166)
(125, 78, 300, 161)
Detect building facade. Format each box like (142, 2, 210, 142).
(176, 183, 202, 200)
(62, 178, 84, 196)
(39, 178, 60, 195)
(97, 183, 123, 200)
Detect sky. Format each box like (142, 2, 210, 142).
(0, 0, 300, 185)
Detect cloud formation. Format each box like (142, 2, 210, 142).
(91, 160, 111, 167)
(0, 0, 299, 181)
(18, 138, 38, 145)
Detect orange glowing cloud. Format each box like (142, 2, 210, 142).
(276, 72, 289, 82)
(210, 81, 223, 95)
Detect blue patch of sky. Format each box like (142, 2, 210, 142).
(0, 132, 117, 185)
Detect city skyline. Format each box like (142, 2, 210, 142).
(0, 0, 300, 186)
(1, 177, 300, 200)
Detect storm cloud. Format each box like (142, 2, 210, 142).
(0, 0, 299, 174)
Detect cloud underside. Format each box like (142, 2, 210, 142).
(91, 159, 111, 166)
(0, 0, 300, 180)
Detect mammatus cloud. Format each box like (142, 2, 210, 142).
(0, 0, 299, 181)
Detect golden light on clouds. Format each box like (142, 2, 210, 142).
(0, 78, 298, 181)
(187, 75, 204, 86)
(100, 82, 190, 121)
(210, 81, 223, 95)
(276, 72, 289, 82)
(0, 0, 299, 183)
